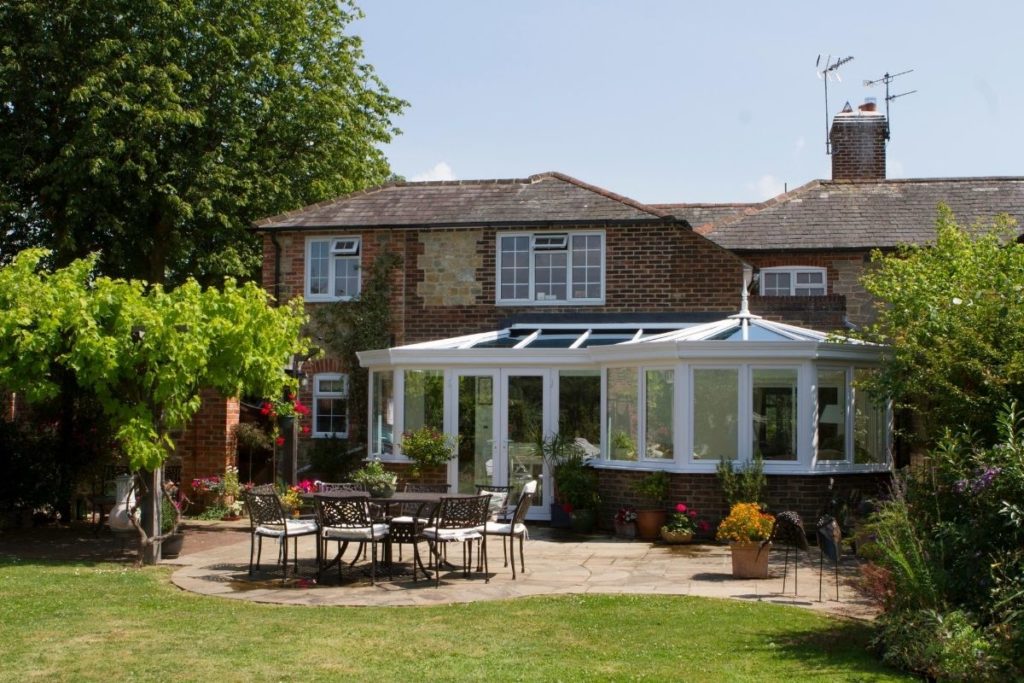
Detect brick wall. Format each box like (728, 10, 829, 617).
(830, 113, 887, 181)
(595, 469, 891, 534)
(262, 222, 746, 346)
(738, 250, 877, 328)
(175, 388, 240, 492)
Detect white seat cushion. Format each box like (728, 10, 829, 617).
(321, 523, 389, 541)
(388, 515, 429, 525)
(478, 521, 527, 536)
(421, 527, 482, 542)
(255, 519, 318, 537)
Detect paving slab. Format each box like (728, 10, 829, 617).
(168, 525, 877, 619)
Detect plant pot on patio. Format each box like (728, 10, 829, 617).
(635, 509, 667, 540)
(729, 541, 771, 579)
(660, 528, 693, 544)
(162, 532, 185, 559)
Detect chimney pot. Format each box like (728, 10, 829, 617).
(859, 97, 877, 112)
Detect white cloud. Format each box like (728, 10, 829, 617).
(411, 161, 455, 182)
(748, 174, 786, 200)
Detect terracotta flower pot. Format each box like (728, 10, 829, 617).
(635, 509, 667, 540)
(729, 541, 772, 578)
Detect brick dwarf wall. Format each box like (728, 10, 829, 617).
(596, 469, 892, 535)
(175, 388, 239, 492)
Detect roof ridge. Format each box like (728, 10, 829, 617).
(694, 180, 822, 235)
(530, 171, 676, 220)
(823, 176, 1024, 186)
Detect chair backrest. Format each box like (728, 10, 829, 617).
(509, 481, 537, 526)
(315, 496, 372, 529)
(435, 494, 491, 530)
(475, 484, 515, 520)
(249, 483, 277, 495)
(319, 482, 365, 493)
(404, 483, 450, 493)
(244, 491, 285, 528)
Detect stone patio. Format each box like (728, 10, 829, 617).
(168, 523, 877, 618)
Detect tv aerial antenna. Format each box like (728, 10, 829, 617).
(816, 55, 854, 154)
(864, 69, 917, 140)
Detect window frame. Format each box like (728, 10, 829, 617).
(312, 372, 349, 438)
(759, 266, 827, 297)
(305, 235, 362, 302)
(496, 230, 605, 305)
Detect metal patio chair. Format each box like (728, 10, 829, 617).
(242, 490, 318, 582)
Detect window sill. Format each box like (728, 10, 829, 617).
(495, 299, 605, 307)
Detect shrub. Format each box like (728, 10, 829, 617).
(873, 609, 999, 681)
(631, 471, 669, 507)
(716, 455, 766, 507)
(305, 436, 361, 481)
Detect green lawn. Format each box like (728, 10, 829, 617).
(0, 556, 911, 682)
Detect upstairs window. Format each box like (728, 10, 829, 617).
(497, 232, 603, 304)
(760, 267, 826, 296)
(313, 373, 349, 438)
(306, 237, 361, 301)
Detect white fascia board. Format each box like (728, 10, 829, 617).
(362, 348, 594, 369)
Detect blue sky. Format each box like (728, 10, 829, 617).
(357, 1, 1022, 204)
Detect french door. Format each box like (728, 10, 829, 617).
(452, 369, 549, 518)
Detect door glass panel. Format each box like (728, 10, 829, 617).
(507, 375, 544, 506)
(558, 370, 601, 458)
(457, 376, 494, 494)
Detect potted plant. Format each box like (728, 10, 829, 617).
(660, 502, 709, 544)
(352, 459, 398, 498)
(539, 433, 600, 531)
(715, 502, 776, 578)
(279, 485, 303, 516)
(614, 505, 638, 539)
(611, 430, 637, 460)
(160, 481, 186, 558)
(400, 426, 457, 478)
(631, 471, 670, 540)
(220, 465, 240, 507)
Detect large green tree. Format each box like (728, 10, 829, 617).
(0, 0, 405, 284)
(0, 249, 311, 559)
(860, 204, 1024, 445)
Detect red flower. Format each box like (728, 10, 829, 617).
(688, 510, 698, 518)
(294, 401, 311, 416)
(260, 402, 272, 416)
(301, 424, 311, 434)
(275, 436, 285, 446)
(698, 520, 711, 533)
(561, 503, 574, 514)
(675, 503, 687, 513)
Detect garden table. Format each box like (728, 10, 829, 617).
(313, 491, 475, 580)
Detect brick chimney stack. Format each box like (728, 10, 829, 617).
(830, 99, 887, 181)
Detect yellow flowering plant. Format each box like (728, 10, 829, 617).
(715, 502, 775, 543)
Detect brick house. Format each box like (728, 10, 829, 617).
(180, 102, 1024, 528)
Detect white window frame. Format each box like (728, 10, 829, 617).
(759, 266, 827, 297)
(496, 231, 605, 305)
(312, 372, 349, 438)
(305, 236, 362, 302)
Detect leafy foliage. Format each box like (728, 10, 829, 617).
(400, 426, 457, 478)
(716, 454, 766, 507)
(0, 0, 406, 284)
(860, 205, 1024, 444)
(716, 503, 775, 543)
(314, 249, 401, 448)
(630, 470, 670, 506)
(0, 249, 310, 471)
(862, 404, 1024, 678)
